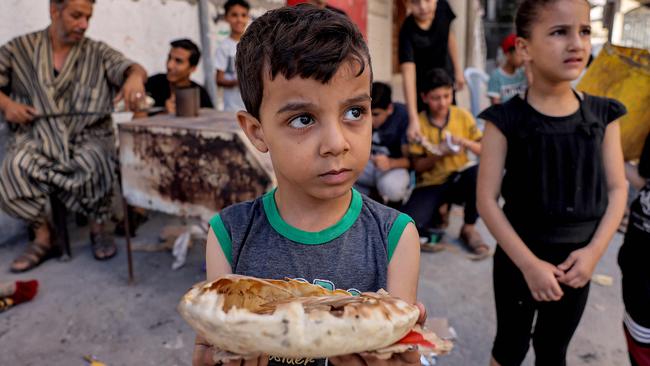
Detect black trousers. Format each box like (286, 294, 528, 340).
(492, 242, 591, 366)
(401, 165, 478, 236)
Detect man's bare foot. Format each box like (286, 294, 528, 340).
(90, 221, 117, 260)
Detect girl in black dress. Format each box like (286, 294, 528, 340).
(477, 0, 628, 365)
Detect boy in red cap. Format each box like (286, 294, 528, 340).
(487, 33, 527, 105)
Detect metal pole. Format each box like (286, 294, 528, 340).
(198, 0, 218, 106)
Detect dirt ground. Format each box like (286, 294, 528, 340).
(0, 209, 630, 366)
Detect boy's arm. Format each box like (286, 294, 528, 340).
(386, 223, 420, 304)
(448, 32, 464, 91)
(477, 122, 564, 302)
(215, 70, 238, 88)
(193, 228, 233, 366)
(558, 122, 627, 288)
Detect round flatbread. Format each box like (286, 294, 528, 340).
(178, 275, 420, 359)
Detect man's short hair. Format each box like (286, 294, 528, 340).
(371, 82, 392, 110)
(236, 4, 371, 119)
(224, 0, 250, 14)
(170, 39, 201, 67)
(50, 0, 95, 8)
(421, 68, 454, 94)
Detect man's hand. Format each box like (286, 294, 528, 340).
(330, 350, 421, 366)
(521, 258, 565, 302)
(2, 100, 36, 124)
(114, 67, 147, 112)
(557, 247, 599, 289)
(373, 155, 391, 172)
(454, 72, 466, 91)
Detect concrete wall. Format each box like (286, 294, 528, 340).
(0, 0, 205, 83)
(367, 0, 392, 82)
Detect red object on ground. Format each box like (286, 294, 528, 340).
(12, 280, 39, 305)
(286, 0, 367, 38)
(625, 324, 650, 366)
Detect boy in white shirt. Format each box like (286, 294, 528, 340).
(215, 0, 249, 111)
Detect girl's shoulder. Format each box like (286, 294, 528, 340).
(477, 94, 526, 136)
(580, 93, 627, 125)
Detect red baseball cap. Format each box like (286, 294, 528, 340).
(501, 33, 517, 53)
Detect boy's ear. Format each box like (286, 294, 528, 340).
(237, 111, 269, 153)
(387, 103, 394, 115)
(516, 37, 531, 63)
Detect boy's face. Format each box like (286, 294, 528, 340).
(410, 0, 437, 23)
(239, 62, 372, 201)
(225, 4, 249, 36)
(422, 86, 452, 117)
(371, 104, 393, 129)
(166, 47, 195, 85)
(505, 48, 523, 68)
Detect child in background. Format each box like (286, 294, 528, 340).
(355, 82, 411, 206)
(401, 68, 487, 255)
(619, 132, 650, 366)
(399, 0, 464, 141)
(487, 33, 527, 105)
(215, 0, 249, 112)
(477, 1, 627, 365)
(193, 5, 422, 366)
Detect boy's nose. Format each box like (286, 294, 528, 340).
(319, 121, 350, 157)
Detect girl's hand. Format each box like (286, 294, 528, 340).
(407, 118, 422, 143)
(557, 247, 598, 288)
(521, 259, 565, 302)
(330, 350, 421, 366)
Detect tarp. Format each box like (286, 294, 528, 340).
(577, 43, 650, 161)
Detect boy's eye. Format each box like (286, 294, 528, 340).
(288, 115, 315, 129)
(344, 107, 364, 121)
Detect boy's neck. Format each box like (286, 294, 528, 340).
(501, 63, 516, 75)
(229, 32, 242, 41)
(428, 109, 449, 126)
(527, 74, 578, 117)
(274, 186, 353, 233)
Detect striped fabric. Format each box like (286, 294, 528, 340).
(625, 312, 650, 345)
(0, 28, 134, 223)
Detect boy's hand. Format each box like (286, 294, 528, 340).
(557, 247, 599, 288)
(521, 259, 565, 302)
(165, 93, 176, 115)
(373, 155, 391, 172)
(329, 350, 421, 366)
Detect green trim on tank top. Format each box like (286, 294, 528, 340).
(387, 213, 415, 262)
(262, 188, 363, 245)
(209, 214, 233, 266)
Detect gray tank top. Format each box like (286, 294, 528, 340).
(209, 188, 413, 366)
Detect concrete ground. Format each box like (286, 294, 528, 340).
(0, 209, 630, 366)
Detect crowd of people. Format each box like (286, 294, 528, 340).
(0, 0, 648, 366)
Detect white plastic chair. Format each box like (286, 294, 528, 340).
(464, 67, 489, 119)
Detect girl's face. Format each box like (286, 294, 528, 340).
(518, 0, 591, 83)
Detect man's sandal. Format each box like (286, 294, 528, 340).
(90, 232, 117, 260)
(10, 242, 61, 273)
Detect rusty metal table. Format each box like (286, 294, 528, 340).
(117, 109, 274, 282)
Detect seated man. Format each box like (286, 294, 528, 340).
(146, 39, 213, 114)
(402, 69, 488, 255)
(355, 82, 410, 205)
(0, 0, 147, 272)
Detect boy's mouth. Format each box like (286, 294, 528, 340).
(319, 169, 352, 184)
